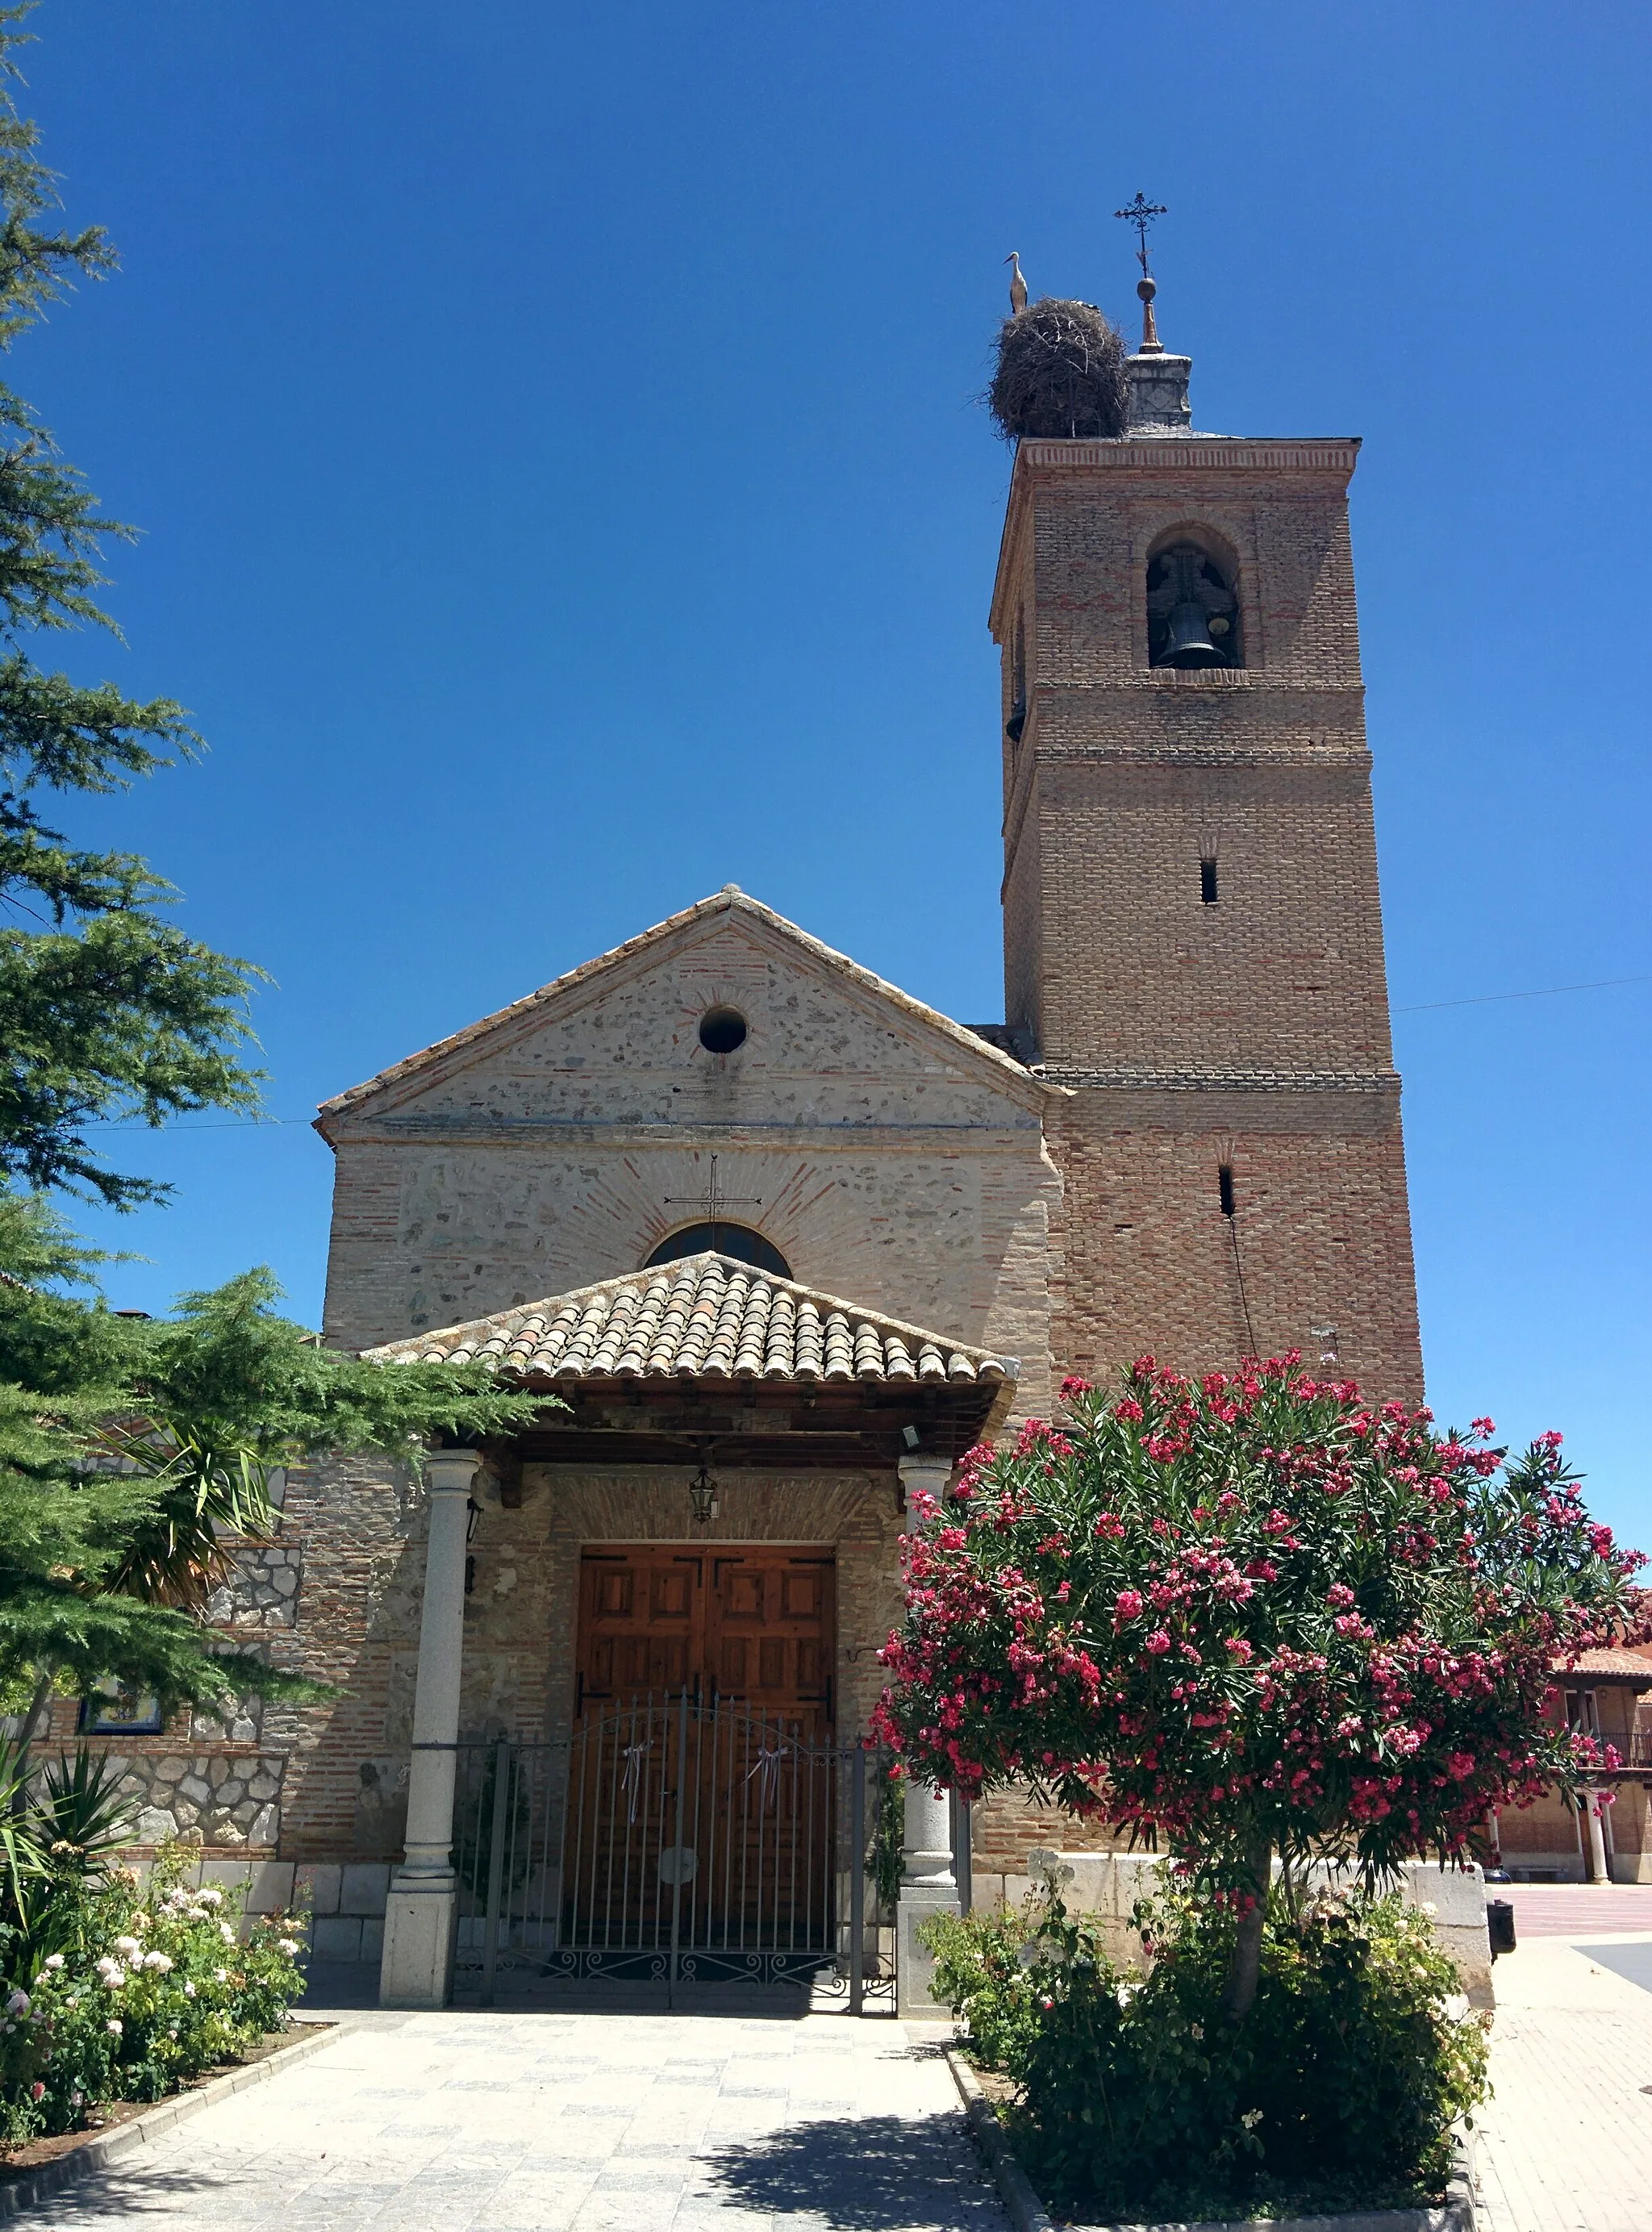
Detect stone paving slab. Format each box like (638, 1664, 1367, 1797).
(19, 2007, 1008, 2231)
(1475, 1937, 1652, 2232)
(1504, 1884, 1652, 1939)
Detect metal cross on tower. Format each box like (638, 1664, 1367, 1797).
(1113, 191, 1169, 354)
(1114, 191, 1167, 277)
(664, 1154, 761, 1255)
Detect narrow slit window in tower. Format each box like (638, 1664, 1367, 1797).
(1218, 1165, 1236, 1218)
(1200, 857, 1218, 904)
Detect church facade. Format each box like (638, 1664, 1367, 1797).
(81, 329, 1436, 1989)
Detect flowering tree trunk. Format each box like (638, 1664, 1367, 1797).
(1221, 1833, 1273, 2021)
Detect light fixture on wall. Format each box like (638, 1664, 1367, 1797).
(688, 1450, 720, 1525)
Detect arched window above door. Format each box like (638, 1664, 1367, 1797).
(644, 1224, 792, 1278)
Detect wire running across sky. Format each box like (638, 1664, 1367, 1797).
(72, 968, 1652, 1130)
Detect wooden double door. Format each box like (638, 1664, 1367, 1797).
(575, 1544, 836, 1732)
(564, 1546, 839, 1959)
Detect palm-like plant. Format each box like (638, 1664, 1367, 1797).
(0, 1742, 132, 1965)
(94, 1416, 279, 1612)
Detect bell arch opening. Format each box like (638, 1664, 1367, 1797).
(644, 1224, 792, 1278)
(1146, 531, 1244, 670)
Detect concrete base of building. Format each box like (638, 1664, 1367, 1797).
(378, 1870, 458, 2009)
(895, 1883, 961, 2019)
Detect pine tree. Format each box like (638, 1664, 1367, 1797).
(0, 3, 258, 1209)
(0, 14, 549, 1732)
(0, 1191, 538, 1727)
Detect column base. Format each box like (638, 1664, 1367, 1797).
(378, 1868, 458, 2009)
(896, 1881, 961, 2019)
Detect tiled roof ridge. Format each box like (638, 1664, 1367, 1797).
(315, 889, 1063, 1125)
(362, 1251, 1019, 1391)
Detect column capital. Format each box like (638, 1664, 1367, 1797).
(425, 1446, 483, 1496)
(898, 1453, 953, 1510)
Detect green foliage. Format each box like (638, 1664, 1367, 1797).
(0, 1834, 307, 2141)
(0, 1742, 132, 1967)
(0, 5, 261, 1209)
(0, 1202, 544, 1716)
(867, 1766, 904, 1913)
(924, 1871, 1489, 2222)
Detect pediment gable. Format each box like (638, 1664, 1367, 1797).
(316, 888, 1059, 1137)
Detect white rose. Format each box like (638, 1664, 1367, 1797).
(106, 2018, 123, 2036)
(183, 1981, 196, 1998)
(197, 1888, 223, 1907)
(112, 1936, 141, 1959)
(277, 1938, 300, 1956)
(143, 1951, 174, 1973)
(43, 1955, 65, 1971)
(214, 1967, 227, 1983)
(219, 1923, 236, 1945)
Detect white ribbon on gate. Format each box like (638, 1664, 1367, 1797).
(745, 1742, 794, 1809)
(620, 1741, 651, 1825)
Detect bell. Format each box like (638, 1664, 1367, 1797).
(1162, 598, 1224, 668)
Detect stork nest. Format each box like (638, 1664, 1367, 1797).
(988, 297, 1128, 442)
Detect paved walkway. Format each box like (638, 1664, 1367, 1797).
(26, 2006, 1008, 2232)
(1504, 1884, 1652, 1939)
(1476, 1933, 1652, 2232)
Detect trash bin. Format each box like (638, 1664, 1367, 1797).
(1487, 1898, 1516, 1956)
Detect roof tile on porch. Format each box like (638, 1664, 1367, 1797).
(363, 1253, 1019, 1393)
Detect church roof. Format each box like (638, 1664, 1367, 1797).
(364, 1251, 1019, 1395)
(315, 886, 1061, 1128)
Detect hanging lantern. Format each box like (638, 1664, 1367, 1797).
(687, 1455, 720, 1525)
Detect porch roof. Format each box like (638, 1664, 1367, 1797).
(365, 1253, 1018, 1400)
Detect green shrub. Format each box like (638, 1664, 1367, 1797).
(0, 1838, 306, 2144)
(924, 1869, 1489, 2222)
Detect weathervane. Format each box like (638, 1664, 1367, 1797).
(1114, 191, 1168, 354)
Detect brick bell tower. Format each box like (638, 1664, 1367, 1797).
(989, 270, 1424, 1400)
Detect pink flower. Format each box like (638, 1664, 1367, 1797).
(1114, 1590, 1144, 1622)
(1145, 1630, 1172, 1656)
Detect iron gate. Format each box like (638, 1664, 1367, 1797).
(440, 1695, 903, 2006)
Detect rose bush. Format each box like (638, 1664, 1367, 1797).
(875, 1355, 1642, 2014)
(925, 1859, 1489, 2219)
(0, 1838, 305, 2143)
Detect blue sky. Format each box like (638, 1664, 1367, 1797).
(18, 3, 1650, 1537)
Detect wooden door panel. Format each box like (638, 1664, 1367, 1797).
(575, 1546, 835, 1728)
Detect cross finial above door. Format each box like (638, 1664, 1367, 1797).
(664, 1154, 761, 1256)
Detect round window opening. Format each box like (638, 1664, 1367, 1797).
(699, 1005, 748, 1053)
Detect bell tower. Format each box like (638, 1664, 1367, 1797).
(990, 289, 1424, 1398)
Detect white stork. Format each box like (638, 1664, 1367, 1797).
(1005, 251, 1028, 315)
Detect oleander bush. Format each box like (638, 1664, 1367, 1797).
(0, 1809, 305, 2146)
(926, 1864, 1490, 2222)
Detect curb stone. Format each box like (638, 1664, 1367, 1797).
(0, 2017, 348, 2221)
(941, 2044, 1477, 2232)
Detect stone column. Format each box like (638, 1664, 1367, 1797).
(1585, 1788, 1611, 1884)
(379, 1447, 480, 2009)
(895, 1452, 961, 2018)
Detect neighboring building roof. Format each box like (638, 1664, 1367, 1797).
(315, 887, 1062, 1129)
(1558, 1647, 1652, 1680)
(364, 1251, 1020, 1392)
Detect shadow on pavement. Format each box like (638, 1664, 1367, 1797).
(21, 2162, 227, 2223)
(1576, 1940, 1652, 1995)
(695, 2111, 1003, 2228)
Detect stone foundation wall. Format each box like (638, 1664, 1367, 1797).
(971, 1850, 1496, 2009)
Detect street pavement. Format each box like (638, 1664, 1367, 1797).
(21, 2004, 1008, 2232)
